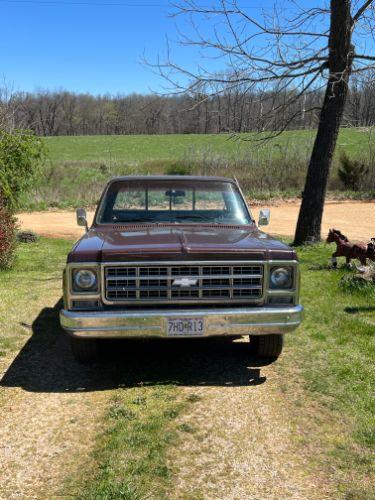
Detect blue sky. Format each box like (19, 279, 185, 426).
(1, 0, 176, 94)
(0, 0, 328, 95)
(2, 0, 224, 94)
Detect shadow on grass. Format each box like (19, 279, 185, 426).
(1, 300, 272, 393)
(344, 306, 375, 314)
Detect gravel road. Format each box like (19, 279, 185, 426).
(0, 335, 339, 499)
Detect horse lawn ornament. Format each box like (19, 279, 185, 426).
(326, 229, 375, 268)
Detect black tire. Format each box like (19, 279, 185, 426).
(250, 334, 284, 359)
(70, 336, 98, 363)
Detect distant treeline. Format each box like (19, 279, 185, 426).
(3, 74, 375, 136)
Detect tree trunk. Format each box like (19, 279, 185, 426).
(293, 0, 353, 245)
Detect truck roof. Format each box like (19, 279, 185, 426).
(107, 175, 237, 184)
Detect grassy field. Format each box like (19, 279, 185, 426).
(17, 128, 375, 210)
(0, 239, 373, 497)
(44, 129, 373, 164)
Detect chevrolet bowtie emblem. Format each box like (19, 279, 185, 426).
(172, 278, 198, 287)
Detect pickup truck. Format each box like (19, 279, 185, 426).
(60, 176, 303, 362)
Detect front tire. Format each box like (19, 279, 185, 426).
(250, 334, 284, 359)
(70, 336, 98, 363)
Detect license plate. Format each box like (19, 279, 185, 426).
(167, 318, 205, 337)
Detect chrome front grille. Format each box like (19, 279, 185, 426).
(104, 263, 264, 304)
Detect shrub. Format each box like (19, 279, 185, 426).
(338, 153, 369, 191)
(0, 129, 44, 268)
(0, 196, 17, 269)
(164, 163, 191, 176)
(0, 129, 46, 209)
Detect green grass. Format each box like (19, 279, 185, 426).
(76, 386, 185, 499)
(282, 245, 374, 494)
(44, 129, 372, 164)
(0, 237, 71, 359)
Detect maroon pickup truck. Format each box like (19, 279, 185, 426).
(60, 176, 303, 362)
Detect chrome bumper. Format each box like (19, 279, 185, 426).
(60, 305, 304, 339)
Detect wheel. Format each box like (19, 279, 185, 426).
(250, 334, 284, 359)
(70, 336, 98, 363)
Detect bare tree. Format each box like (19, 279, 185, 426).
(5, 79, 375, 136)
(8, 81, 375, 137)
(0, 78, 18, 132)
(294, 0, 375, 244)
(147, 0, 375, 244)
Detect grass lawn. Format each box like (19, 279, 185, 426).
(0, 238, 71, 359)
(279, 245, 374, 496)
(76, 385, 185, 499)
(0, 239, 373, 497)
(44, 129, 372, 164)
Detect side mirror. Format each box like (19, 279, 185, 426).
(76, 208, 88, 232)
(258, 208, 270, 226)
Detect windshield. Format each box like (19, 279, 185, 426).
(97, 180, 252, 225)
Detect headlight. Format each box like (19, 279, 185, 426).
(73, 269, 98, 292)
(270, 267, 292, 289)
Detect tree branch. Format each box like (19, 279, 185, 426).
(352, 0, 374, 23)
(354, 54, 375, 61)
(241, 106, 322, 144)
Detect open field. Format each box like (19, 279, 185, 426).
(44, 129, 373, 164)
(0, 238, 374, 498)
(18, 200, 375, 241)
(18, 128, 375, 211)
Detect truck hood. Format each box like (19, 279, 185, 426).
(68, 224, 296, 262)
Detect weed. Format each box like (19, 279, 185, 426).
(186, 393, 201, 403)
(164, 163, 191, 175)
(339, 273, 375, 296)
(338, 153, 369, 190)
(178, 423, 197, 434)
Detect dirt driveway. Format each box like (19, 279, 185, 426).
(0, 326, 337, 499)
(18, 200, 375, 241)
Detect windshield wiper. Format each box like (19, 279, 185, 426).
(112, 217, 155, 223)
(172, 214, 211, 221)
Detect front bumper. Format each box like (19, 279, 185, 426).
(60, 305, 304, 339)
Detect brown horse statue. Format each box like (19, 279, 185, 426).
(326, 229, 375, 268)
